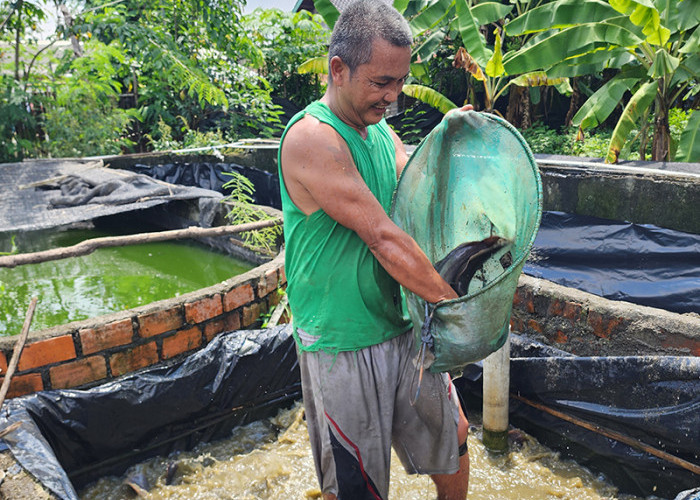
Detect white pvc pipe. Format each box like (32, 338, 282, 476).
(482, 330, 511, 452)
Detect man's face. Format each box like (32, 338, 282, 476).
(337, 38, 411, 130)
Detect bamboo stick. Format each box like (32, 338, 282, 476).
(512, 393, 700, 476)
(0, 219, 282, 268)
(0, 297, 38, 439)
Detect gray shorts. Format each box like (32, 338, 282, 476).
(297, 328, 461, 500)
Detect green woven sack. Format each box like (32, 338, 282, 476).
(391, 110, 542, 374)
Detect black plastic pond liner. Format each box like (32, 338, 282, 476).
(524, 211, 700, 314)
(455, 334, 700, 500)
(131, 162, 282, 209)
(0, 324, 300, 500)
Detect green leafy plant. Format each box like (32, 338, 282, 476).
(40, 40, 138, 157)
(0, 235, 18, 256)
(504, 0, 700, 162)
(241, 8, 329, 107)
(221, 172, 282, 255)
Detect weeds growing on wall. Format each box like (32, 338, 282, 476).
(221, 171, 282, 255)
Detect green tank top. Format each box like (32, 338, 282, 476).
(278, 101, 411, 353)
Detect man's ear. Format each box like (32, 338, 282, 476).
(329, 56, 348, 86)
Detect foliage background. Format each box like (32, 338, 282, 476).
(0, 0, 697, 163)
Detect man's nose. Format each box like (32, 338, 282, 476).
(385, 81, 403, 103)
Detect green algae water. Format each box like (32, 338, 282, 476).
(0, 227, 254, 336)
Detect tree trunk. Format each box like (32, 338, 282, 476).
(651, 95, 670, 161)
(59, 4, 83, 57)
(505, 86, 531, 129)
(13, 1, 22, 81)
(565, 78, 581, 127)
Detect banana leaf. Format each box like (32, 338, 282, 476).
(609, 0, 670, 45)
(313, 0, 339, 30)
(605, 81, 658, 163)
(471, 2, 514, 26)
(409, 0, 453, 35)
(572, 77, 639, 129)
(402, 84, 457, 114)
(298, 56, 328, 75)
(504, 22, 643, 75)
(393, 0, 410, 14)
(455, 0, 491, 67)
(675, 110, 700, 162)
(504, 0, 619, 36)
(412, 26, 449, 65)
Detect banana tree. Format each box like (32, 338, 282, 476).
(503, 0, 700, 162)
(304, 0, 572, 119)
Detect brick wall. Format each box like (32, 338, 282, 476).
(511, 274, 700, 357)
(4, 255, 697, 400)
(0, 253, 287, 399)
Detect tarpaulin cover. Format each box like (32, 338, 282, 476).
(455, 334, 700, 499)
(0, 160, 222, 233)
(525, 211, 700, 314)
(0, 325, 300, 499)
(391, 110, 542, 373)
(130, 161, 282, 209)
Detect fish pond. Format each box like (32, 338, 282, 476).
(79, 403, 656, 500)
(0, 225, 253, 336)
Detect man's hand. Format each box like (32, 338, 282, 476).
(444, 104, 474, 119)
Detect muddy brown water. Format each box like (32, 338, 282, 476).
(79, 403, 657, 500)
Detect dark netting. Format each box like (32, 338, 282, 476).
(0, 160, 222, 233)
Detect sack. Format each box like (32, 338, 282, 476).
(391, 111, 542, 373)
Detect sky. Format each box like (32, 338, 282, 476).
(33, 0, 301, 40)
(243, 0, 299, 14)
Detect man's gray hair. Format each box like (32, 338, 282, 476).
(328, 0, 412, 82)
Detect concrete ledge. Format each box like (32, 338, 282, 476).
(512, 274, 700, 357)
(536, 155, 700, 234)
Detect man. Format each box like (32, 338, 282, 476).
(278, 1, 470, 498)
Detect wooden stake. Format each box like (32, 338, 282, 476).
(0, 296, 38, 438)
(512, 393, 700, 476)
(0, 219, 282, 269)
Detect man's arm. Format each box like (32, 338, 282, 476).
(280, 115, 457, 304)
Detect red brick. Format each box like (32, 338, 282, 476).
(50, 356, 107, 389)
(588, 312, 624, 339)
(660, 336, 700, 356)
(0, 352, 7, 375)
(513, 289, 535, 313)
(80, 318, 134, 355)
(268, 289, 282, 307)
(224, 311, 241, 333)
(257, 269, 279, 297)
(548, 299, 564, 316)
(554, 330, 568, 343)
(109, 342, 159, 377)
(18, 335, 76, 371)
(527, 319, 543, 333)
(162, 327, 202, 360)
(223, 284, 254, 311)
(204, 319, 225, 342)
(242, 302, 261, 327)
(4, 373, 43, 399)
(278, 266, 287, 285)
(563, 302, 583, 322)
(185, 295, 223, 324)
(138, 307, 184, 338)
(203, 313, 240, 342)
(510, 317, 525, 333)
